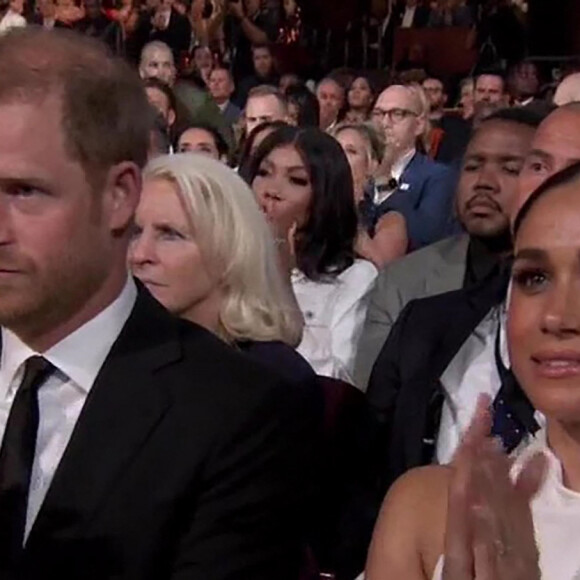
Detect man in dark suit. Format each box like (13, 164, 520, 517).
(208, 66, 242, 127)
(0, 28, 319, 580)
(395, 0, 431, 28)
(364, 84, 456, 250)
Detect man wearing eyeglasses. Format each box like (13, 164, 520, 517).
(365, 83, 456, 251)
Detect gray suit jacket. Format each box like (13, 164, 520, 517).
(353, 234, 470, 390)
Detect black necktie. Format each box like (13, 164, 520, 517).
(491, 325, 538, 452)
(0, 356, 54, 566)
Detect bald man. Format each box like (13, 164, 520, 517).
(363, 84, 456, 250)
(139, 40, 176, 86)
(553, 73, 580, 107)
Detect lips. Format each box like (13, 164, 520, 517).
(531, 350, 580, 379)
(466, 196, 500, 212)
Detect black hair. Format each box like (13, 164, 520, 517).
(285, 84, 320, 127)
(513, 161, 580, 237)
(482, 105, 550, 129)
(149, 110, 171, 156)
(237, 120, 289, 174)
(178, 122, 229, 159)
(143, 77, 177, 113)
(244, 126, 358, 280)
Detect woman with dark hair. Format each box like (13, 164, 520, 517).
(344, 75, 376, 123)
(286, 84, 320, 127)
(365, 163, 580, 580)
(237, 119, 289, 174)
(246, 125, 378, 380)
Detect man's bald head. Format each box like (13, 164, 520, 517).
(139, 41, 176, 86)
(516, 103, 580, 214)
(553, 72, 580, 106)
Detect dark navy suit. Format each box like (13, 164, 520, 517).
(360, 152, 457, 251)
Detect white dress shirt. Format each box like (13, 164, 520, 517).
(374, 148, 415, 206)
(0, 9, 26, 34)
(292, 260, 378, 382)
(0, 277, 137, 539)
(436, 304, 508, 464)
(401, 5, 416, 28)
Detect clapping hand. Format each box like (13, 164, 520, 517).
(442, 395, 546, 580)
(228, 0, 245, 20)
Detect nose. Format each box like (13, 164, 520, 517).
(128, 229, 157, 268)
(473, 163, 500, 194)
(541, 278, 580, 338)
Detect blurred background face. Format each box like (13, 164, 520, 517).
(511, 62, 540, 99)
(178, 128, 220, 159)
(317, 80, 344, 128)
(37, 0, 56, 17)
(335, 128, 374, 201)
(348, 77, 373, 111)
(129, 177, 221, 321)
(372, 86, 424, 155)
(279, 73, 300, 94)
(474, 74, 506, 105)
(194, 46, 213, 76)
(245, 95, 286, 135)
(208, 69, 234, 103)
(456, 120, 534, 239)
(145, 86, 175, 127)
(251, 144, 313, 232)
(252, 47, 274, 78)
(460, 79, 474, 118)
(422, 78, 446, 112)
(509, 181, 580, 425)
(140, 47, 176, 86)
(517, 109, 580, 214)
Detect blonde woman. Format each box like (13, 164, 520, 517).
(331, 122, 408, 268)
(129, 153, 315, 386)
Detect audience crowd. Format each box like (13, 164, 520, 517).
(0, 0, 579, 579)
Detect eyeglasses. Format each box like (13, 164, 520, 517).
(371, 107, 419, 123)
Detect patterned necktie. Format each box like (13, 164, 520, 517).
(0, 356, 55, 567)
(491, 324, 538, 452)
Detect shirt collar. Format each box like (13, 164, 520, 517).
(391, 148, 416, 182)
(0, 277, 137, 395)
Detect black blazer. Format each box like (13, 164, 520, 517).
(13, 287, 321, 579)
(365, 271, 535, 494)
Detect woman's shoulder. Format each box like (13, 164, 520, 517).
(366, 465, 449, 579)
(338, 259, 378, 283)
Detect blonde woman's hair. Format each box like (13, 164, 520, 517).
(330, 121, 386, 165)
(143, 153, 304, 347)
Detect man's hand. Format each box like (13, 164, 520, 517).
(442, 395, 546, 580)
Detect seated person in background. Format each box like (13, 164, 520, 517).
(427, 0, 473, 27)
(30, 0, 67, 28)
(355, 106, 544, 390)
(53, 0, 84, 25)
(208, 66, 241, 126)
(316, 76, 345, 131)
(129, 153, 316, 389)
(473, 69, 510, 110)
(366, 161, 580, 580)
(244, 84, 288, 135)
(279, 72, 300, 94)
(422, 76, 471, 164)
(144, 77, 177, 139)
(507, 59, 540, 107)
(187, 44, 214, 87)
(0, 0, 25, 32)
(331, 122, 408, 268)
(344, 75, 376, 123)
(553, 71, 580, 106)
(148, 110, 172, 159)
(73, 0, 111, 38)
(177, 122, 230, 162)
(286, 84, 320, 127)
(235, 43, 280, 107)
(395, 0, 430, 29)
(458, 76, 474, 120)
(246, 126, 378, 381)
(369, 84, 456, 250)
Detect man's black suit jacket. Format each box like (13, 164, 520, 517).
(12, 287, 321, 579)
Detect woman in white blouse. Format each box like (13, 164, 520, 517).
(244, 125, 378, 381)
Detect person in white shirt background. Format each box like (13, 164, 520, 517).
(244, 125, 377, 381)
(0, 0, 26, 34)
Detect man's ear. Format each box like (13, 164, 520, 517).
(102, 162, 142, 233)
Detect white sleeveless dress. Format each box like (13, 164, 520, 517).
(432, 430, 580, 580)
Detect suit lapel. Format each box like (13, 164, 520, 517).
(427, 236, 470, 296)
(26, 288, 182, 545)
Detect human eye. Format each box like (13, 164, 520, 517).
(289, 175, 309, 187)
(512, 267, 549, 294)
(157, 224, 186, 240)
(463, 160, 480, 172)
(5, 183, 46, 198)
(130, 224, 143, 239)
(256, 166, 270, 177)
(503, 161, 523, 175)
(524, 156, 548, 174)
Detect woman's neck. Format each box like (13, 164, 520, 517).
(546, 420, 580, 492)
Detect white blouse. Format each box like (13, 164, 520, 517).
(292, 259, 378, 381)
(432, 429, 580, 580)
(0, 10, 26, 34)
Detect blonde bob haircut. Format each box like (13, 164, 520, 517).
(143, 153, 304, 347)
